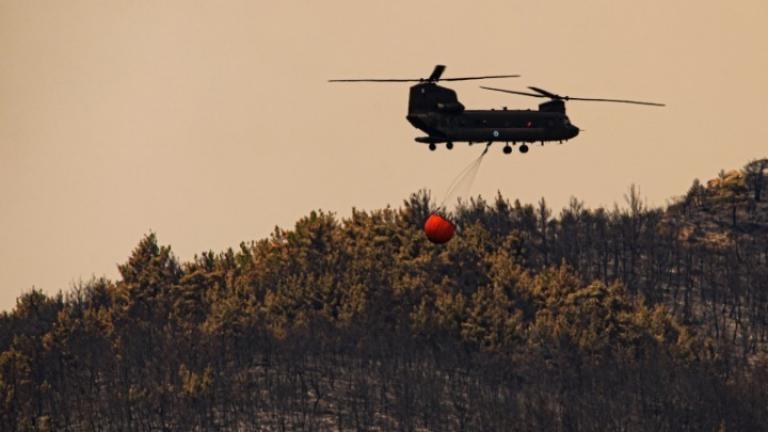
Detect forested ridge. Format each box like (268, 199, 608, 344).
(2, 159, 768, 431)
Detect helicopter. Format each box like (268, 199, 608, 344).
(330, 65, 664, 154)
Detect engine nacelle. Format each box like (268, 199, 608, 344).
(436, 101, 465, 113)
(539, 99, 566, 113)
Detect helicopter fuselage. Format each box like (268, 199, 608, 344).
(407, 109, 580, 144)
(406, 82, 579, 146)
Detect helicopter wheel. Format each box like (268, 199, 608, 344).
(429, 143, 436, 151)
(503, 144, 512, 154)
(519, 144, 529, 154)
(446, 142, 453, 150)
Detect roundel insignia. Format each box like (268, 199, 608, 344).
(492, 130, 500, 137)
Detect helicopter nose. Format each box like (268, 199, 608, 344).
(569, 125, 580, 138)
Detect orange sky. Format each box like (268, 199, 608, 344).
(1, 0, 767, 310)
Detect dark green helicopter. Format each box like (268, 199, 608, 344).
(331, 65, 664, 154)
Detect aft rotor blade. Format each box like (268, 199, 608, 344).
(528, 86, 561, 99)
(563, 96, 666, 107)
(480, 86, 546, 98)
(441, 74, 520, 81)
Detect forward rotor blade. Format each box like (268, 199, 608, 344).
(562, 96, 666, 107)
(480, 86, 546, 98)
(328, 78, 425, 82)
(441, 74, 520, 81)
(428, 65, 446, 81)
(329, 74, 519, 83)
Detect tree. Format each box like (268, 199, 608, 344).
(744, 158, 768, 203)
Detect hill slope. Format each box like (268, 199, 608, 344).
(1, 159, 768, 431)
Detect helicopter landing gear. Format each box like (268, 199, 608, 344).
(519, 144, 529, 153)
(503, 144, 512, 154)
(429, 143, 436, 151)
(446, 141, 453, 150)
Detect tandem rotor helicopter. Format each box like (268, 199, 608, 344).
(330, 65, 664, 154)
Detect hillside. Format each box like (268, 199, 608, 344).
(667, 159, 768, 244)
(1, 159, 768, 431)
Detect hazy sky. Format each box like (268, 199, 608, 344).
(1, 0, 767, 311)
